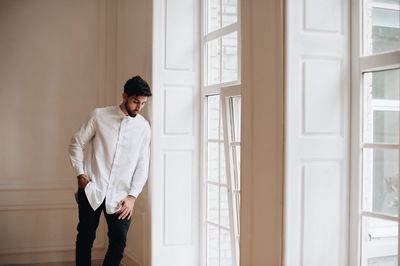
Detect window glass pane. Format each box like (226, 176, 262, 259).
(222, 0, 237, 27)
(373, 110, 400, 143)
(363, 0, 400, 55)
(361, 216, 398, 265)
(368, 256, 398, 265)
(362, 148, 399, 216)
(363, 69, 400, 144)
(207, 224, 219, 266)
(220, 142, 227, 184)
(208, 142, 219, 182)
(232, 145, 241, 191)
(220, 186, 230, 228)
(207, 38, 221, 85)
(207, 0, 220, 33)
(369, 69, 400, 100)
(219, 108, 225, 140)
(207, 184, 219, 224)
(229, 96, 241, 142)
(208, 95, 220, 140)
(222, 32, 238, 83)
(234, 192, 240, 235)
(220, 229, 233, 266)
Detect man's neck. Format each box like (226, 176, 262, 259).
(119, 103, 128, 116)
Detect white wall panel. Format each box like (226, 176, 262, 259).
(302, 163, 341, 266)
(285, 0, 350, 264)
(165, 0, 194, 70)
(164, 86, 194, 135)
(304, 0, 342, 32)
(164, 151, 193, 245)
(152, 0, 200, 264)
(303, 58, 342, 134)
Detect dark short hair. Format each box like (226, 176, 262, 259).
(124, 76, 152, 97)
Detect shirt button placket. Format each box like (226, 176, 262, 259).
(107, 118, 125, 201)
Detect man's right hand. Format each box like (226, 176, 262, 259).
(77, 174, 90, 188)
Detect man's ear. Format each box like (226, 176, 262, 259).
(122, 92, 128, 101)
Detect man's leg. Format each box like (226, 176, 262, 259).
(76, 188, 103, 266)
(102, 211, 131, 266)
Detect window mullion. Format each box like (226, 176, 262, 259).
(220, 87, 241, 266)
(362, 143, 400, 149)
(359, 51, 400, 72)
(204, 23, 239, 42)
(361, 211, 398, 222)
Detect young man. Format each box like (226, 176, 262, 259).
(68, 76, 152, 265)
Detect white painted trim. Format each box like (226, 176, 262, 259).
(200, 95, 207, 266)
(362, 143, 400, 149)
(206, 221, 231, 232)
(361, 211, 399, 222)
(204, 23, 239, 42)
(203, 80, 241, 96)
(359, 51, 400, 72)
(221, 85, 241, 266)
(351, 0, 400, 265)
(207, 139, 224, 143)
(370, 2, 400, 10)
(350, 0, 364, 265)
(200, 15, 206, 256)
(371, 99, 400, 110)
(221, 85, 241, 96)
(206, 180, 229, 187)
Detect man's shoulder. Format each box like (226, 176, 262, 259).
(91, 106, 116, 117)
(94, 106, 115, 113)
(136, 114, 150, 126)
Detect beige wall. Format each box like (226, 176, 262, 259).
(0, 0, 286, 265)
(0, 0, 151, 264)
(240, 0, 284, 265)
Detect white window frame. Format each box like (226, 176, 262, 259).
(201, 0, 241, 265)
(350, 0, 400, 265)
(220, 85, 241, 265)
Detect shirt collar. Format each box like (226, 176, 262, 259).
(116, 105, 137, 120)
(116, 105, 128, 117)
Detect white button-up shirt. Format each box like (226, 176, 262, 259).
(68, 106, 151, 214)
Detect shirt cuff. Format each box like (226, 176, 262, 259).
(75, 168, 85, 177)
(128, 189, 140, 199)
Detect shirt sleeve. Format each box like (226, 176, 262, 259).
(129, 124, 151, 198)
(68, 109, 97, 177)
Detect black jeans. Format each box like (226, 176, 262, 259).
(75, 188, 131, 266)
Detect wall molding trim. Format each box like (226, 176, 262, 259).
(0, 244, 104, 256)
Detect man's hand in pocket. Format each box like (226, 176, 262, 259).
(77, 174, 90, 188)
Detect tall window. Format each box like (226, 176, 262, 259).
(353, 0, 400, 265)
(202, 0, 240, 265)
